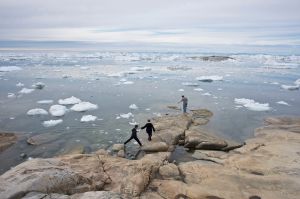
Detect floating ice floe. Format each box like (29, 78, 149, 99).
(129, 104, 138, 110)
(182, 82, 199, 87)
(42, 119, 63, 127)
(7, 93, 16, 98)
(276, 101, 290, 106)
(0, 66, 22, 72)
(130, 66, 151, 71)
(196, 75, 223, 82)
(49, 105, 67, 116)
(19, 88, 35, 94)
(120, 112, 134, 119)
(37, 100, 53, 104)
(70, 101, 98, 112)
(234, 98, 271, 111)
(58, 96, 81, 105)
(129, 120, 139, 126)
(32, 82, 45, 89)
(80, 115, 97, 122)
(27, 108, 48, 116)
(80, 66, 90, 70)
(281, 84, 299, 91)
(16, 82, 24, 87)
(194, 88, 203, 91)
(295, 79, 300, 85)
(122, 81, 134, 85)
(202, 92, 211, 96)
(178, 89, 184, 92)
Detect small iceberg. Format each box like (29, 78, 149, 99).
(178, 89, 184, 92)
(130, 66, 151, 71)
(122, 81, 134, 85)
(234, 98, 271, 111)
(295, 79, 300, 85)
(70, 101, 98, 112)
(42, 119, 63, 127)
(202, 92, 211, 96)
(129, 104, 138, 110)
(80, 115, 97, 122)
(281, 85, 299, 91)
(7, 93, 16, 98)
(194, 88, 203, 91)
(32, 82, 45, 89)
(49, 105, 67, 116)
(37, 100, 53, 104)
(27, 108, 48, 116)
(19, 88, 35, 94)
(58, 96, 81, 105)
(196, 75, 223, 82)
(120, 112, 134, 119)
(16, 82, 24, 87)
(276, 101, 290, 106)
(0, 66, 22, 72)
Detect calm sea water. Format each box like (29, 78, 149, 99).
(0, 50, 299, 173)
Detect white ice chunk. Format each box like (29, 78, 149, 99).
(7, 93, 16, 98)
(294, 79, 300, 85)
(129, 104, 138, 110)
(27, 108, 48, 116)
(281, 84, 299, 90)
(276, 101, 290, 106)
(202, 92, 211, 96)
(122, 81, 134, 85)
(58, 96, 81, 105)
(130, 66, 151, 71)
(80, 115, 97, 122)
(32, 82, 45, 89)
(129, 120, 139, 125)
(194, 88, 203, 91)
(244, 102, 271, 111)
(0, 66, 22, 72)
(196, 75, 223, 82)
(42, 119, 63, 127)
(19, 88, 35, 94)
(70, 101, 98, 112)
(234, 98, 271, 111)
(120, 112, 134, 119)
(37, 100, 53, 104)
(178, 89, 184, 92)
(49, 105, 67, 116)
(16, 82, 24, 87)
(80, 66, 90, 70)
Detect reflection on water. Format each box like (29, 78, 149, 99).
(0, 50, 299, 173)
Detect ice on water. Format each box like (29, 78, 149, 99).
(49, 105, 68, 116)
(59, 96, 81, 105)
(43, 119, 63, 127)
(70, 101, 98, 112)
(27, 108, 48, 116)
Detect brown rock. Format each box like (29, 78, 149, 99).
(141, 142, 169, 152)
(27, 133, 60, 145)
(0, 132, 17, 153)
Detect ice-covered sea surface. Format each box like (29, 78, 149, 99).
(0, 50, 300, 173)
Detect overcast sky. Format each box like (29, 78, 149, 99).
(0, 0, 299, 46)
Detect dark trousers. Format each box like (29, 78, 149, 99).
(146, 131, 152, 141)
(124, 135, 142, 146)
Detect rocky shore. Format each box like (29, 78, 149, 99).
(0, 110, 299, 199)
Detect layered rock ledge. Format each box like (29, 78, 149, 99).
(0, 113, 299, 199)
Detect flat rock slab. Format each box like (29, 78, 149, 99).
(141, 142, 169, 152)
(27, 133, 61, 145)
(0, 132, 17, 153)
(112, 144, 124, 152)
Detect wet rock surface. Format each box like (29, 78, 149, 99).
(1, 114, 300, 199)
(0, 132, 17, 153)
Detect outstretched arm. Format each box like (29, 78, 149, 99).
(141, 124, 146, 129)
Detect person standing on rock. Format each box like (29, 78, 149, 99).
(124, 125, 142, 146)
(178, 95, 188, 113)
(141, 119, 155, 141)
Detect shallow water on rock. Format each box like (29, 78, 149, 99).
(0, 50, 299, 173)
